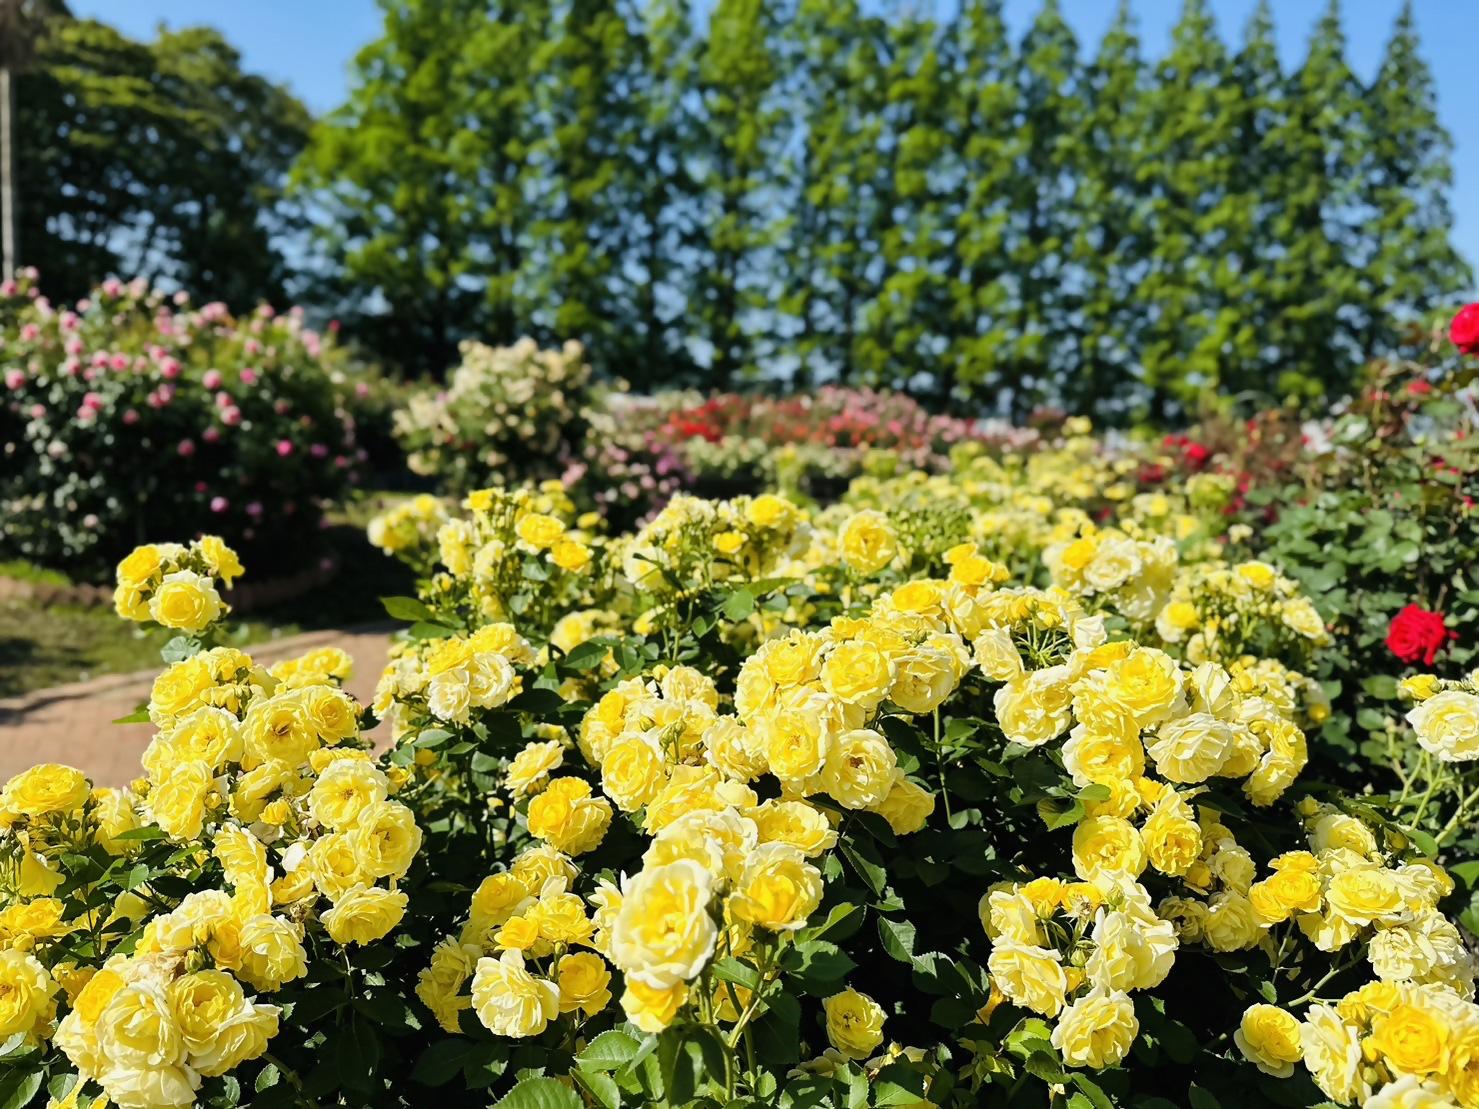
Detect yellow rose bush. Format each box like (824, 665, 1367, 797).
(10, 427, 1479, 1108)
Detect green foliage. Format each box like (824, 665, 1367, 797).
(293, 0, 1469, 409)
(14, 13, 310, 309)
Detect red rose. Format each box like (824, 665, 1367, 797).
(1385, 604, 1455, 667)
(1452, 303, 1479, 355)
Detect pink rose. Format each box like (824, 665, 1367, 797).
(177, 439, 195, 457)
(202, 369, 223, 390)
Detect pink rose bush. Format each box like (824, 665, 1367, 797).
(0, 271, 371, 575)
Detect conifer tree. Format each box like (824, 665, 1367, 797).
(1066, 1, 1146, 417)
(1136, 0, 1240, 419)
(780, 0, 887, 386)
(1005, 0, 1081, 417)
(854, 9, 955, 396)
(690, 0, 783, 386)
(1361, 0, 1472, 352)
(938, 0, 1018, 406)
(1266, 0, 1368, 398)
(1223, 0, 1289, 401)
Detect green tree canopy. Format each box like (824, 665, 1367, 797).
(14, 9, 310, 308)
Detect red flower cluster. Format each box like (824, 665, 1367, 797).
(1452, 303, 1479, 356)
(1386, 604, 1456, 667)
(1161, 433, 1211, 470)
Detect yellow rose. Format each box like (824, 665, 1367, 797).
(189, 999, 279, 1078)
(526, 777, 612, 855)
(746, 493, 798, 529)
(823, 988, 886, 1060)
(468, 873, 534, 937)
(1140, 796, 1202, 877)
(516, 512, 565, 550)
(1071, 816, 1146, 880)
(528, 891, 595, 946)
(727, 844, 822, 932)
(761, 708, 828, 784)
(1399, 675, 1441, 703)
(493, 916, 543, 953)
(1407, 691, 1479, 762)
(621, 979, 688, 1033)
(117, 543, 165, 588)
(599, 737, 667, 812)
(506, 740, 566, 796)
(149, 570, 225, 632)
(753, 799, 837, 856)
(169, 970, 245, 1057)
(510, 845, 579, 893)
(1145, 713, 1234, 784)
(555, 952, 612, 1017)
(235, 914, 308, 991)
(1234, 1004, 1303, 1077)
(349, 800, 423, 879)
(550, 538, 592, 573)
(1051, 987, 1138, 1068)
(1371, 1003, 1448, 1077)
(195, 535, 244, 586)
(820, 729, 897, 810)
(1300, 1004, 1370, 1104)
(871, 771, 935, 835)
(0, 949, 56, 1036)
(839, 510, 898, 575)
(149, 655, 216, 722)
(988, 941, 1068, 1017)
(608, 860, 717, 988)
(1103, 648, 1184, 726)
(471, 949, 560, 1037)
(323, 884, 408, 946)
(1325, 867, 1404, 927)
(309, 759, 389, 831)
(149, 759, 214, 840)
(890, 646, 959, 714)
(1, 763, 89, 817)
(301, 684, 359, 743)
(418, 937, 478, 1033)
(96, 981, 185, 1070)
(820, 641, 895, 710)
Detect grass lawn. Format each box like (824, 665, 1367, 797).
(0, 492, 416, 698)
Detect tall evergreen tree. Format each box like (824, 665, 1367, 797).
(612, 0, 702, 387)
(1066, 1, 1146, 418)
(779, 0, 886, 387)
(526, 0, 635, 364)
(938, 0, 1018, 406)
(1136, 0, 1241, 419)
(1223, 0, 1289, 401)
(1361, 0, 1472, 352)
(854, 7, 955, 395)
(1265, 0, 1368, 399)
(690, 0, 783, 386)
(1005, 0, 1081, 417)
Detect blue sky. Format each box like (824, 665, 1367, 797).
(76, 0, 1479, 290)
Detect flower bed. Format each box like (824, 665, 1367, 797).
(0, 271, 369, 578)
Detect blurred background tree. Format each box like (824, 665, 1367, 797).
(7, 0, 1472, 420)
(13, 2, 309, 306)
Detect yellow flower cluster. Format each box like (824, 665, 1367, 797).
(372, 624, 532, 731)
(1154, 559, 1331, 664)
(113, 536, 242, 633)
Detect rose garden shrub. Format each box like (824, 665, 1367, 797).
(7, 314, 1479, 1107)
(0, 271, 369, 578)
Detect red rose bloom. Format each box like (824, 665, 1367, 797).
(1385, 604, 1455, 667)
(1452, 303, 1479, 355)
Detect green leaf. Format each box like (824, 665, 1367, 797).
(562, 639, 613, 671)
(1188, 1084, 1222, 1109)
(0, 1068, 44, 1109)
(255, 1062, 281, 1093)
(877, 916, 916, 963)
(1362, 675, 1398, 700)
(509, 688, 565, 714)
(576, 1029, 642, 1072)
(492, 1077, 583, 1109)
(112, 706, 151, 724)
(721, 588, 755, 621)
(381, 595, 435, 622)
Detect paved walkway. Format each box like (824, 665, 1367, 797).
(0, 626, 394, 787)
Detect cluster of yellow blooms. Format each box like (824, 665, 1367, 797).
(2, 539, 426, 1108)
(1400, 675, 1479, 763)
(112, 536, 244, 633)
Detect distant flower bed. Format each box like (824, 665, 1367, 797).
(0, 271, 369, 576)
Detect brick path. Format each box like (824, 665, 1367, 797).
(0, 626, 394, 787)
